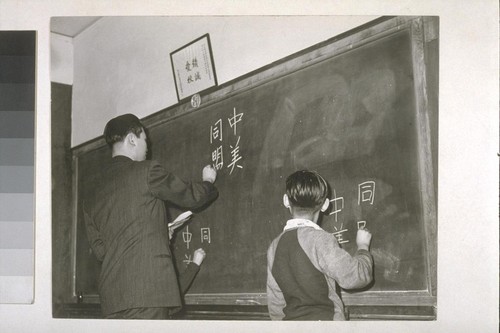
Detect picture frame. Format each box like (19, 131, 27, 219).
(170, 34, 218, 101)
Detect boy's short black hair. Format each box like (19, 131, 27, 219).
(103, 114, 144, 147)
(285, 170, 329, 211)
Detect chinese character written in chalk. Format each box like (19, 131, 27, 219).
(358, 181, 376, 205)
(183, 254, 193, 265)
(201, 228, 211, 244)
(227, 136, 243, 174)
(182, 226, 192, 250)
(212, 145, 224, 170)
(328, 189, 344, 222)
(210, 119, 222, 143)
(228, 107, 244, 136)
(332, 223, 349, 244)
(357, 221, 367, 230)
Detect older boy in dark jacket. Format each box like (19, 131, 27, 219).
(84, 114, 218, 319)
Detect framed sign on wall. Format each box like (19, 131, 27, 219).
(170, 34, 218, 101)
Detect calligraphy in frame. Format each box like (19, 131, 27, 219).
(170, 34, 218, 101)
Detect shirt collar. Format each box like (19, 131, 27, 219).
(283, 218, 323, 231)
(112, 155, 133, 161)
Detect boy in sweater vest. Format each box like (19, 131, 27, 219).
(266, 170, 373, 320)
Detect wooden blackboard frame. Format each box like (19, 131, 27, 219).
(70, 16, 437, 314)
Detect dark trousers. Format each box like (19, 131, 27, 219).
(106, 307, 172, 319)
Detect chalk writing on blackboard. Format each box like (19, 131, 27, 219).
(210, 119, 224, 170)
(212, 146, 223, 170)
(228, 136, 242, 174)
(227, 108, 244, 174)
(183, 254, 193, 265)
(332, 223, 349, 244)
(201, 227, 211, 244)
(210, 119, 223, 143)
(357, 220, 367, 230)
(228, 107, 243, 135)
(210, 108, 245, 174)
(182, 226, 192, 250)
(358, 181, 376, 205)
(328, 189, 345, 222)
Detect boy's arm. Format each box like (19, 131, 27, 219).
(267, 243, 286, 320)
(315, 232, 374, 290)
(178, 263, 200, 294)
(333, 248, 373, 290)
(178, 248, 205, 294)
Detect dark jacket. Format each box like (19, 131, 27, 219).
(83, 155, 218, 316)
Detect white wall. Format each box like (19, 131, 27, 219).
(71, 16, 377, 146)
(50, 33, 73, 85)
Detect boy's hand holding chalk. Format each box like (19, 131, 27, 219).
(356, 228, 372, 251)
(202, 164, 217, 183)
(192, 248, 206, 266)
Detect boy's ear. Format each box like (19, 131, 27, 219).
(126, 133, 136, 146)
(283, 194, 290, 209)
(320, 198, 330, 212)
(127, 133, 140, 146)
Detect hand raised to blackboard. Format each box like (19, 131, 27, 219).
(202, 165, 217, 183)
(356, 228, 372, 251)
(192, 248, 206, 266)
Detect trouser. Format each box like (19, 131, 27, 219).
(105, 307, 172, 319)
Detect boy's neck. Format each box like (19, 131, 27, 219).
(112, 144, 135, 161)
(291, 210, 320, 224)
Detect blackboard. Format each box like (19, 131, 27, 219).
(72, 16, 437, 309)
